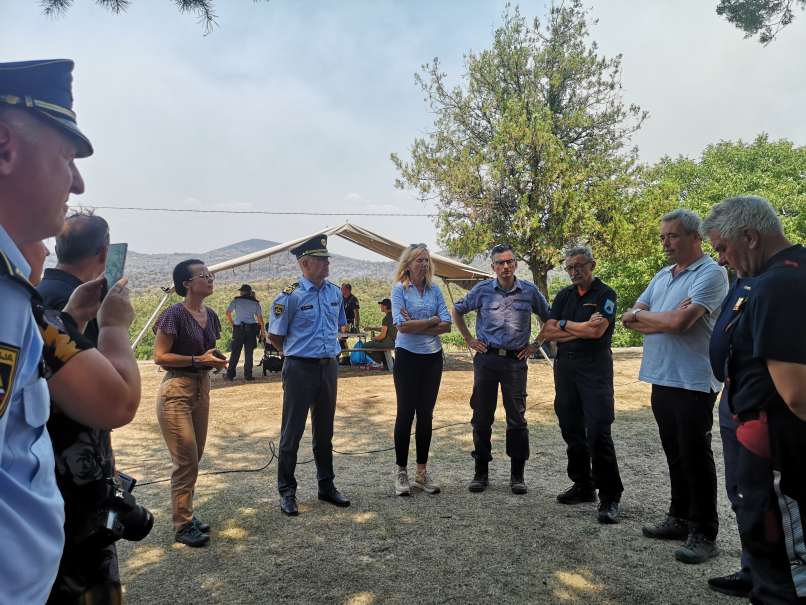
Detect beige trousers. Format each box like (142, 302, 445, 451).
(156, 370, 210, 530)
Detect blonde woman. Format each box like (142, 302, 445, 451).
(390, 244, 451, 496)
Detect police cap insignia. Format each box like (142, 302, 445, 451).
(0, 343, 20, 417)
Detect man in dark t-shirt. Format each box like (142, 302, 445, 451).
(362, 298, 397, 365)
(539, 245, 623, 525)
(704, 196, 806, 604)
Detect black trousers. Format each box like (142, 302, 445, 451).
(277, 358, 337, 497)
(227, 323, 259, 379)
(393, 348, 443, 467)
(650, 384, 718, 539)
(718, 391, 751, 574)
(470, 352, 529, 463)
(553, 350, 623, 502)
(736, 400, 806, 604)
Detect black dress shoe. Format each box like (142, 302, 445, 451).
(597, 501, 619, 524)
(192, 516, 211, 533)
(556, 483, 596, 505)
(280, 495, 299, 516)
(707, 570, 752, 597)
(318, 488, 350, 507)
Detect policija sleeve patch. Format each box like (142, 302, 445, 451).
(0, 343, 20, 418)
(274, 304, 285, 317)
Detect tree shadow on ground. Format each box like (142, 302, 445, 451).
(117, 354, 739, 605)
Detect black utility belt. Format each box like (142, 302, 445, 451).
(286, 356, 336, 365)
(556, 348, 609, 359)
(234, 323, 259, 328)
(483, 347, 521, 359)
(168, 367, 209, 375)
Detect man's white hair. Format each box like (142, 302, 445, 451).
(702, 196, 783, 241)
(661, 208, 702, 235)
(563, 244, 594, 262)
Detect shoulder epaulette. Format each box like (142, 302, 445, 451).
(282, 282, 299, 295)
(0, 250, 39, 298)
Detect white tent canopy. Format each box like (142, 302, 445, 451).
(133, 223, 492, 349)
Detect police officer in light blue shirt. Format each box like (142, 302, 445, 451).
(0, 59, 93, 604)
(451, 244, 549, 495)
(268, 235, 350, 517)
(225, 284, 265, 381)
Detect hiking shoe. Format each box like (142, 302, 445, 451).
(597, 501, 619, 524)
(395, 467, 410, 496)
(556, 483, 596, 505)
(707, 570, 752, 597)
(675, 533, 719, 564)
(175, 522, 210, 547)
(192, 516, 210, 533)
(413, 469, 441, 495)
(510, 475, 528, 495)
(641, 515, 688, 540)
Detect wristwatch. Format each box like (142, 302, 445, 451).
(559, 319, 568, 331)
(632, 309, 642, 321)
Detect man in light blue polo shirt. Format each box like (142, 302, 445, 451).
(623, 209, 728, 565)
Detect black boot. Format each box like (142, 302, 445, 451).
(468, 460, 489, 493)
(510, 459, 527, 494)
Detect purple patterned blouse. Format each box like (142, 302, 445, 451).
(153, 303, 221, 358)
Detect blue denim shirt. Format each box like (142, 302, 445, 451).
(638, 254, 729, 393)
(226, 297, 263, 325)
(0, 226, 65, 605)
(391, 281, 451, 354)
(269, 277, 347, 358)
(453, 278, 549, 350)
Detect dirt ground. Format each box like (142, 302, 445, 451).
(115, 351, 742, 604)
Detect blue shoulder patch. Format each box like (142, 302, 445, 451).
(603, 299, 615, 315)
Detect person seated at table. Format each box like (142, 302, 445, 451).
(361, 298, 397, 366)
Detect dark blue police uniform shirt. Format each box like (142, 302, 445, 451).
(709, 276, 753, 383)
(549, 277, 617, 352)
(454, 277, 549, 351)
(727, 245, 806, 416)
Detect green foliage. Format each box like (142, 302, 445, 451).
(392, 1, 646, 295)
(717, 0, 805, 43)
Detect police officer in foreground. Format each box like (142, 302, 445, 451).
(703, 196, 806, 604)
(0, 59, 92, 604)
(451, 244, 549, 494)
(268, 235, 350, 516)
(539, 245, 624, 524)
(225, 284, 265, 381)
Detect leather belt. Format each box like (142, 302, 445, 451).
(286, 356, 336, 365)
(483, 347, 520, 359)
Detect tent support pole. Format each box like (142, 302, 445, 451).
(131, 291, 171, 351)
(444, 280, 473, 358)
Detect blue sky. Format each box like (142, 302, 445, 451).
(4, 1, 805, 261)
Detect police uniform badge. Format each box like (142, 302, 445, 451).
(0, 343, 20, 417)
(274, 304, 285, 317)
(603, 299, 615, 315)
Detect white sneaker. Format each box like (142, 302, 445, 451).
(413, 469, 441, 495)
(395, 467, 410, 496)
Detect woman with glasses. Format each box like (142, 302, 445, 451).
(390, 244, 452, 496)
(153, 259, 227, 547)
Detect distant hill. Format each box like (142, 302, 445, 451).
(113, 239, 396, 292)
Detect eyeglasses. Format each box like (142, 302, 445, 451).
(564, 261, 592, 273)
(189, 272, 215, 281)
(493, 258, 516, 267)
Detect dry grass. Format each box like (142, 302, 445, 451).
(116, 351, 740, 604)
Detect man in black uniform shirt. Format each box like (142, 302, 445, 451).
(704, 196, 806, 604)
(539, 245, 623, 524)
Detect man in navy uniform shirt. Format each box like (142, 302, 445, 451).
(704, 196, 806, 604)
(0, 59, 92, 604)
(539, 245, 623, 524)
(269, 235, 350, 516)
(452, 244, 549, 495)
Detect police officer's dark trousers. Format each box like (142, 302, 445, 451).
(227, 323, 259, 379)
(736, 400, 806, 604)
(718, 391, 751, 575)
(470, 352, 529, 463)
(553, 349, 623, 502)
(277, 357, 337, 496)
